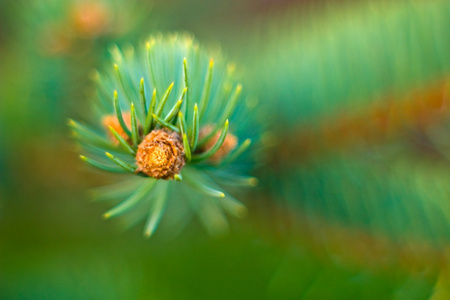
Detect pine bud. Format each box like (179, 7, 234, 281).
(135, 129, 185, 179)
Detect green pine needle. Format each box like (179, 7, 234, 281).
(108, 126, 136, 155)
(114, 64, 133, 104)
(113, 90, 132, 137)
(178, 111, 187, 136)
(183, 133, 191, 162)
(152, 114, 180, 132)
(183, 167, 226, 198)
(190, 104, 199, 150)
(199, 59, 214, 120)
(188, 194, 229, 235)
(68, 119, 114, 150)
(103, 179, 156, 219)
(80, 155, 126, 173)
(219, 84, 242, 124)
(184, 173, 225, 198)
(146, 39, 158, 96)
(144, 88, 157, 135)
(192, 120, 229, 162)
(211, 171, 258, 187)
(139, 78, 147, 116)
(155, 82, 174, 117)
(220, 196, 248, 218)
(105, 152, 136, 173)
(144, 181, 169, 238)
(164, 99, 183, 123)
(89, 178, 144, 202)
(220, 138, 251, 166)
(130, 103, 139, 146)
(183, 58, 190, 121)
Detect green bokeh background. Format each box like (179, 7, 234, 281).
(1, 0, 450, 299)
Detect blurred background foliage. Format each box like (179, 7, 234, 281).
(1, 0, 450, 299)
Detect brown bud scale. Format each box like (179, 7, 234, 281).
(135, 129, 185, 179)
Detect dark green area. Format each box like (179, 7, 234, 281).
(1, 0, 449, 298)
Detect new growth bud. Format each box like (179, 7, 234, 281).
(136, 129, 185, 179)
